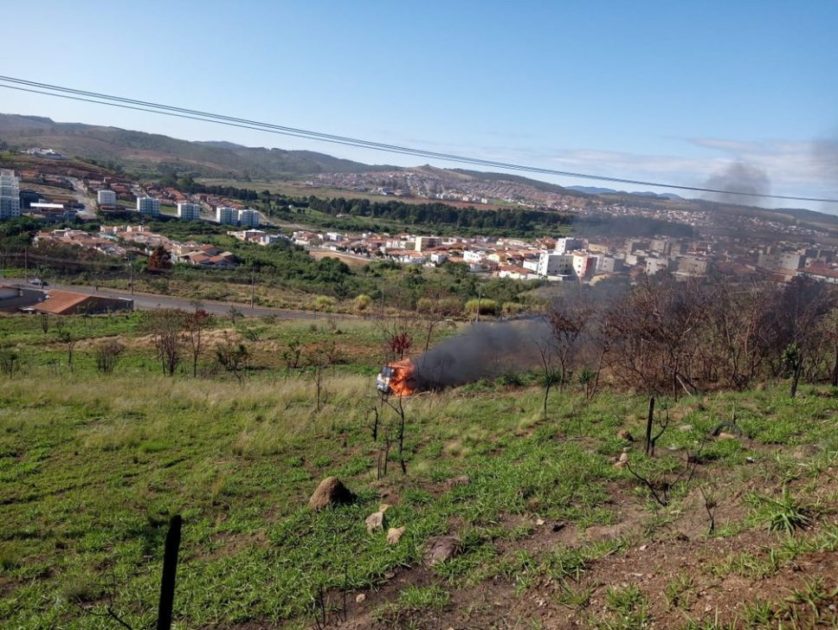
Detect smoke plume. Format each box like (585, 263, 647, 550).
(413, 319, 551, 389)
(814, 138, 838, 185)
(703, 161, 770, 205)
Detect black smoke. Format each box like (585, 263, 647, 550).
(413, 319, 552, 389)
(814, 139, 838, 186)
(703, 161, 771, 205)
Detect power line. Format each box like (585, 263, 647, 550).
(1, 74, 836, 204)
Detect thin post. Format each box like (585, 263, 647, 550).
(250, 271, 255, 310)
(156, 515, 182, 630)
(645, 396, 655, 456)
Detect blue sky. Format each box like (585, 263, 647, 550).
(2, 1, 837, 210)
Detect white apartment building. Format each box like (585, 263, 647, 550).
(645, 257, 669, 275)
(463, 249, 488, 263)
(554, 237, 584, 254)
(572, 253, 598, 279)
(415, 236, 440, 252)
(237, 208, 259, 227)
(136, 196, 160, 217)
(0, 169, 21, 220)
(216, 206, 237, 225)
(536, 252, 573, 278)
(177, 202, 201, 221)
(97, 189, 117, 206)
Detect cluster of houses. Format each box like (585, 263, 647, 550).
(289, 227, 838, 285)
(35, 225, 238, 269)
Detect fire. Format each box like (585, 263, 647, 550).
(376, 359, 416, 396)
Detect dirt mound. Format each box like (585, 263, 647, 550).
(308, 477, 355, 511)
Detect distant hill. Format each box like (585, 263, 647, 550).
(0, 114, 389, 179)
(3, 113, 833, 225)
(567, 185, 683, 200)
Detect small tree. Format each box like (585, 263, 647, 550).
(55, 326, 77, 371)
(282, 339, 303, 371)
(39, 313, 50, 335)
(314, 295, 336, 315)
(144, 309, 186, 376)
(95, 340, 125, 374)
(353, 294, 372, 315)
(0, 348, 20, 377)
(147, 245, 172, 272)
(307, 340, 338, 411)
(465, 298, 498, 318)
(184, 308, 211, 377)
(535, 337, 560, 418)
(388, 332, 412, 360)
(215, 334, 249, 384)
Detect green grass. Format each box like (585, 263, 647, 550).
(0, 314, 836, 627)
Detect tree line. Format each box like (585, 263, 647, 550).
(541, 275, 838, 399)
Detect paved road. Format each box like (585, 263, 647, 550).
(42, 283, 353, 320)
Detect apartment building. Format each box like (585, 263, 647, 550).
(216, 206, 237, 225)
(177, 202, 201, 221)
(136, 196, 160, 217)
(0, 169, 21, 220)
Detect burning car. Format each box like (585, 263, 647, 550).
(376, 359, 417, 396)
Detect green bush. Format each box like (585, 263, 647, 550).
(464, 298, 498, 316)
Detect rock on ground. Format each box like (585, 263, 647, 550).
(387, 526, 406, 545)
(366, 510, 386, 533)
(308, 477, 355, 511)
(424, 536, 461, 566)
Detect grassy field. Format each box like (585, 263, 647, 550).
(0, 313, 836, 628)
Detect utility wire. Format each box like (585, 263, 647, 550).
(1, 74, 836, 204)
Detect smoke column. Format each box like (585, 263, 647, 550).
(814, 138, 838, 214)
(703, 161, 771, 205)
(413, 319, 551, 388)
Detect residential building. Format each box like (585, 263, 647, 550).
(237, 208, 259, 227)
(677, 256, 709, 276)
(554, 237, 584, 254)
(216, 206, 237, 225)
(177, 202, 201, 221)
(596, 256, 621, 274)
(758, 251, 804, 271)
(649, 238, 672, 256)
(463, 249, 488, 264)
(572, 253, 598, 279)
(136, 196, 160, 217)
(0, 169, 21, 220)
(645, 257, 670, 275)
(415, 236, 440, 252)
(536, 252, 573, 278)
(97, 189, 117, 207)
(33, 290, 133, 315)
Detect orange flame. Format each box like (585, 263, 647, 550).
(387, 359, 416, 396)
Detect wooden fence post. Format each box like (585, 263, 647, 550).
(156, 515, 182, 630)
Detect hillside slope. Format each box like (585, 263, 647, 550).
(0, 114, 387, 178)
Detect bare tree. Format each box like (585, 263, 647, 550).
(381, 393, 409, 474)
(535, 336, 560, 418)
(184, 307, 211, 377)
(144, 310, 186, 377)
(95, 340, 125, 374)
(55, 321, 77, 372)
(307, 340, 338, 411)
(605, 277, 706, 396)
(547, 295, 592, 390)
